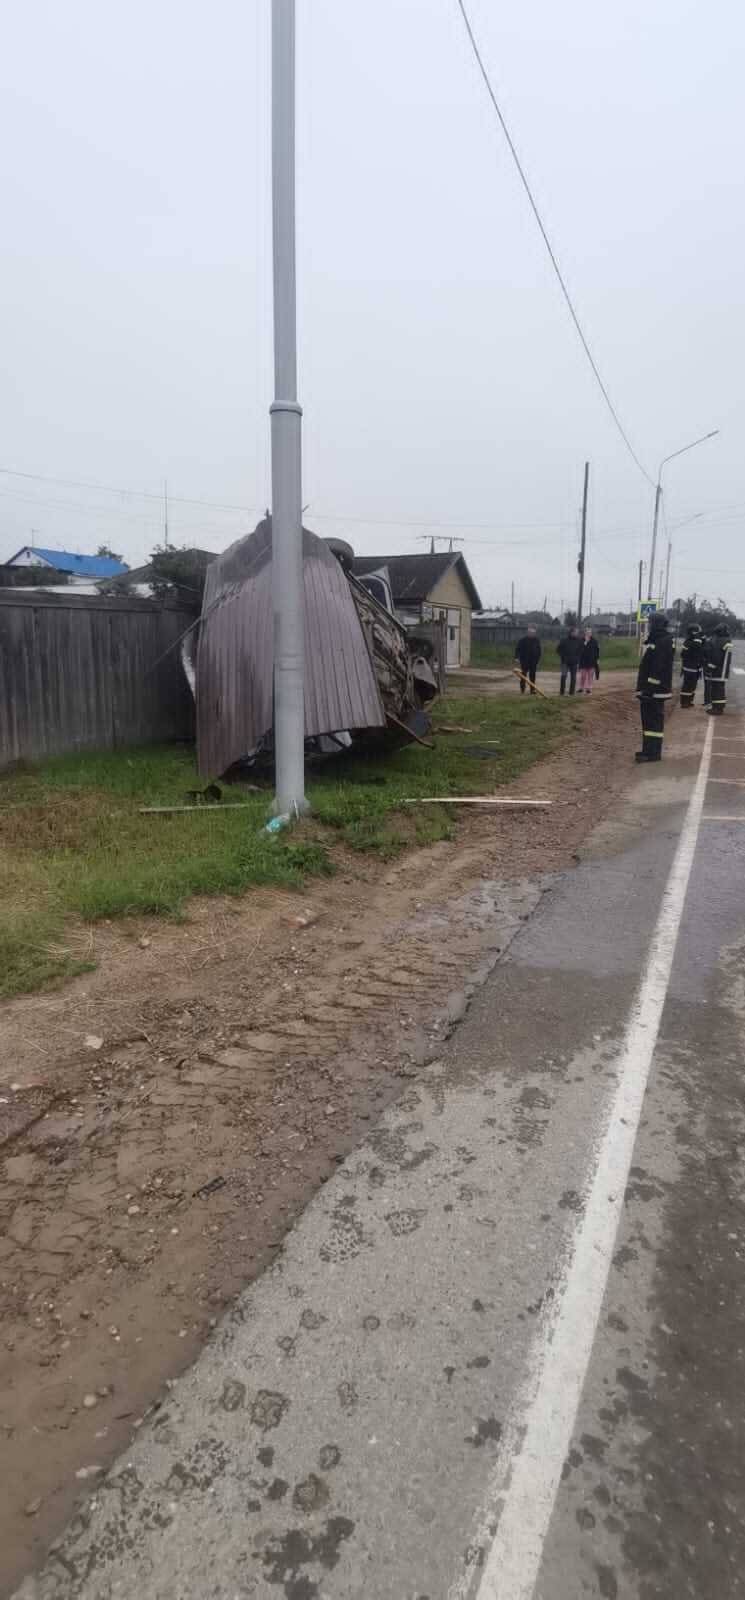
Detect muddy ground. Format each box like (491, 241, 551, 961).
(0, 689, 637, 1595)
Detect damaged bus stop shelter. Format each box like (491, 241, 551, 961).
(186, 517, 440, 779)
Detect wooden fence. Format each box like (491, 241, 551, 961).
(0, 591, 198, 769)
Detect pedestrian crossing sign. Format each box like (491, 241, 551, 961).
(637, 600, 658, 622)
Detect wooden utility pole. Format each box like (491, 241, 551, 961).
(576, 462, 589, 627)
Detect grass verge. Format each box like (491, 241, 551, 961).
(471, 637, 639, 670)
(0, 694, 575, 998)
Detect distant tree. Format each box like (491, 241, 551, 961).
(563, 609, 578, 628)
(672, 595, 741, 635)
(147, 544, 213, 602)
(1, 565, 69, 588)
(96, 543, 123, 562)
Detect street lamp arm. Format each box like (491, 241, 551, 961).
(657, 429, 720, 482)
(648, 430, 719, 603)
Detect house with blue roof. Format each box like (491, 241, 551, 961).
(6, 545, 129, 582)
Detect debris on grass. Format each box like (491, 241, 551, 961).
(403, 797, 551, 808)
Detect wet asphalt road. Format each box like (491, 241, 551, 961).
(14, 646, 745, 1600)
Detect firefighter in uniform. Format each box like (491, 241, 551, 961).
(705, 621, 733, 716)
(680, 623, 705, 707)
(636, 612, 674, 761)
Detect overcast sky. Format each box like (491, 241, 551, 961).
(1, 0, 743, 615)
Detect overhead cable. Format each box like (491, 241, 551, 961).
(455, 0, 655, 487)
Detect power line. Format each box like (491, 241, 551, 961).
(307, 509, 574, 530)
(0, 466, 261, 515)
(454, 0, 655, 488)
(0, 487, 164, 526)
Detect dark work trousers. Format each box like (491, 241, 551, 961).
(680, 667, 700, 707)
(703, 674, 712, 706)
(519, 667, 537, 694)
(640, 697, 666, 759)
(560, 665, 577, 695)
(707, 677, 727, 716)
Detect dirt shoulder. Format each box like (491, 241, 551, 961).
(0, 691, 637, 1596)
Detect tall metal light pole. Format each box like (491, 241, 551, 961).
(270, 0, 308, 816)
(647, 431, 718, 603)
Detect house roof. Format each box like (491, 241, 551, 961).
(8, 546, 129, 578)
(351, 552, 482, 610)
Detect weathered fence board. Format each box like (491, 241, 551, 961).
(0, 591, 197, 768)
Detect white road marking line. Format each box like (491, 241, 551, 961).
(450, 719, 715, 1600)
(703, 815, 745, 822)
(732, 666, 745, 675)
(709, 777, 745, 785)
(711, 752, 745, 758)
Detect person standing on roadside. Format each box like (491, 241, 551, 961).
(515, 625, 541, 695)
(556, 626, 581, 695)
(704, 621, 733, 716)
(636, 612, 674, 762)
(680, 623, 705, 707)
(578, 628, 600, 695)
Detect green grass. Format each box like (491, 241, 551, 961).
(470, 642, 518, 668)
(470, 636, 638, 670)
(0, 696, 575, 999)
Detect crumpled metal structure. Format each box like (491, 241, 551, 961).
(195, 518, 430, 778)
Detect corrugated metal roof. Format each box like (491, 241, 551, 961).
(352, 552, 482, 610)
(196, 519, 386, 777)
(7, 547, 130, 578)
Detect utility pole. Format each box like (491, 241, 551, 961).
(511, 580, 515, 621)
(270, 0, 307, 816)
(417, 535, 464, 553)
(589, 586, 594, 619)
(648, 482, 662, 604)
(163, 479, 169, 550)
(576, 461, 589, 629)
(663, 539, 672, 609)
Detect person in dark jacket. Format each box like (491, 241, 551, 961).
(704, 622, 733, 715)
(680, 623, 705, 707)
(556, 627, 580, 695)
(515, 626, 541, 694)
(636, 612, 674, 761)
(578, 629, 600, 694)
